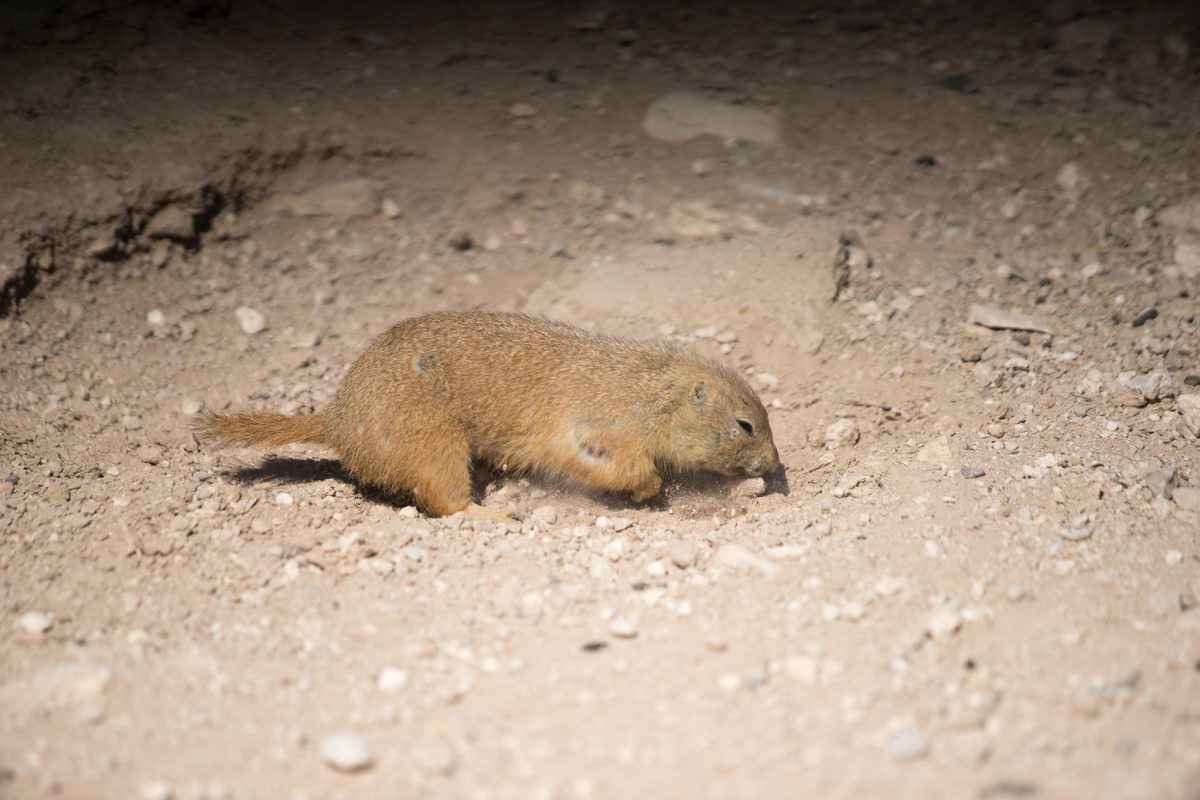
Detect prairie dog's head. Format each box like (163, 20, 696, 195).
(667, 359, 781, 478)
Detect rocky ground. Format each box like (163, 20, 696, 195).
(2, 2, 1199, 798)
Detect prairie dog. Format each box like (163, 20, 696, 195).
(197, 311, 782, 516)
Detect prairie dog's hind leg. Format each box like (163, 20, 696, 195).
(332, 405, 473, 517)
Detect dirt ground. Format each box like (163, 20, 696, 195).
(2, 2, 1200, 798)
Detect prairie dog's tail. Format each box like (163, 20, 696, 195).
(194, 411, 327, 448)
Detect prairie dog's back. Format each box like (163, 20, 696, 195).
(337, 311, 680, 433)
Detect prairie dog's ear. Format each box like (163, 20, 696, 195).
(690, 382, 707, 406)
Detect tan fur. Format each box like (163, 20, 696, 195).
(194, 311, 781, 516)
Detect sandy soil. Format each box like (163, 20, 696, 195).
(2, 2, 1200, 798)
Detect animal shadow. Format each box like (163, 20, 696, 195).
(226, 455, 496, 509)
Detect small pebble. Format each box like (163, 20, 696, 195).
(1059, 525, 1093, 542)
(180, 397, 204, 416)
(235, 306, 266, 335)
(668, 541, 697, 569)
(1165, 549, 1183, 566)
(926, 607, 961, 639)
(608, 615, 638, 638)
(531, 505, 558, 525)
(319, 732, 374, 772)
(140, 780, 173, 800)
(603, 538, 626, 562)
(275, 491, 294, 506)
(377, 667, 409, 692)
(717, 673, 742, 692)
(17, 611, 53, 635)
(1173, 488, 1200, 511)
(710, 543, 780, 578)
(874, 576, 907, 596)
(960, 465, 986, 479)
(824, 418, 860, 449)
(888, 727, 931, 762)
(146, 309, 165, 326)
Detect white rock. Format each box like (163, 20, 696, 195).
(916, 436, 954, 465)
(275, 491, 294, 506)
(320, 732, 374, 772)
(888, 727, 931, 762)
(755, 372, 781, 390)
(926, 606, 962, 639)
(1174, 487, 1200, 511)
(235, 306, 266, 335)
(643, 91, 782, 145)
(607, 615, 638, 638)
(17, 611, 52, 635)
(531, 505, 558, 525)
(145, 205, 195, 241)
(1178, 394, 1200, 437)
(1127, 369, 1175, 403)
(1158, 196, 1200, 233)
(668, 541, 697, 569)
(717, 673, 742, 692)
(781, 656, 818, 685)
(1175, 233, 1200, 278)
(140, 780, 173, 800)
(146, 309, 165, 326)
(824, 418, 860, 449)
(377, 667, 409, 692)
(603, 538, 626, 562)
(1056, 161, 1087, 199)
(710, 543, 780, 578)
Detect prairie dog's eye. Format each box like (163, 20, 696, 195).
(736, 418, 755, 435)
